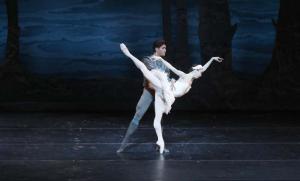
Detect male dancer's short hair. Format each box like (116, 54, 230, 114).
(152, 39, 166, 52)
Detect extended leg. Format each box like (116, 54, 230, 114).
(120, 43, 162, 90)
(117, 89, 153, 153)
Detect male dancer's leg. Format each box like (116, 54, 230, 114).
(117, 88, 153, 153)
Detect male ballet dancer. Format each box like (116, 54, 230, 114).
(117, 39, 185, 153)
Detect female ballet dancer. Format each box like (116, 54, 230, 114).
(120, 43, 223, 154)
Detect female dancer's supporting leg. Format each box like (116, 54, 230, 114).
(154, 92, 168, 154)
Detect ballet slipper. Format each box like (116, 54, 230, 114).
(156, 140, 169, 154)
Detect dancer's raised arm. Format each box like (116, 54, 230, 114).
(201, 57, 223, 73)
(160, 58, 186, 77)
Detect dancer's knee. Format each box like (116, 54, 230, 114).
(134, 103, 148, 121)
(134, 107, 143, 120)
(153, 121, 161, 130)
(132, 107, 144, 125)
(131, 116, 140, 125)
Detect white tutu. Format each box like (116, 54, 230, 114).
(151, 69, 175, 114)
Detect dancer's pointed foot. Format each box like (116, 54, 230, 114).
(155, 141, 169, 154)
(116, 144, 128, 153)
(116, 122, 138, 153)
(155, 144, 169, 154)
(120, 43, 131, 57)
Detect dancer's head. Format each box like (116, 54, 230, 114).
(153, 39, 166, 57)
(191, 64, 203, 79)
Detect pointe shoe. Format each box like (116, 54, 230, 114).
(155, 141, 169, 154)
(155, 145, 170, 154)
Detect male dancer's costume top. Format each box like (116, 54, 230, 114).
(141, 55, 171, 96)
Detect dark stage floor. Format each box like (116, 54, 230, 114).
(0, 112, 300, 180)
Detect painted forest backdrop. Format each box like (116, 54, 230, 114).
(0, 0, 299, 111)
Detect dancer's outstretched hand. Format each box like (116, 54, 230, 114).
(120, 43, 131, 57)
(211, 57, 223, 63)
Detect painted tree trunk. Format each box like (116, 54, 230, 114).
(261, 0, 300, 108)
(175, 0, 190, 72)
(161, 0, 174, 63)
(4, 0, 20, 65)
(198, 0, 236, 72)
(197, 0, 238, 109)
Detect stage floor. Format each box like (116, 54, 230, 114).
(0, 112, 300, 180)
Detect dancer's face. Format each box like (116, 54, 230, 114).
(155, 44, 166, 57)
(193, 70, 202, 79)
(192, 65, 203, 79)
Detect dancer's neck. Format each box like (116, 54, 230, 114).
(152, 53, 161, 58)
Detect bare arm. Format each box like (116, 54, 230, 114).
(160, 58, 186, 77)
(201, 57, 223, 72)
